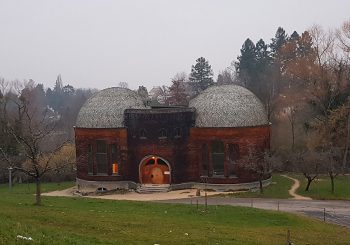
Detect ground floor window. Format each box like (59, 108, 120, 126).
(87, 140, 121, 176)
(212, 140, 224, 176)
(96, 140, 108, 174)
(201, 144, 209, 176)
(88, 144, 93, 174)
(111, 144, 119, 175)
(200, 141, 239, 178)
(228, 144, 239, 176)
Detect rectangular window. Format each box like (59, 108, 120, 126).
(88, 144, 93, 174)
(212, 140, 224, 176)
(228, 144, 239, 176)
(201, 144, 209, 176)
(111, 144, 119, 175)
(96, 140, 108, 174)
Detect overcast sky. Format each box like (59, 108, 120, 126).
(1, 0, 350, 90)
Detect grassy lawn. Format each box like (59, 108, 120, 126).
(1, 182, 348, 244)
(295, 175, 350, 200)
(224, 174, 294, 199)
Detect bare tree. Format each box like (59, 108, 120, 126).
(118, 82, 129, 89)
(336, 19, 350, 53)
(319, 147, 342, 194)
(216, 68, 235, 85)
(291, 150, 319, 191)
(155, 85, 170, 104)
(284, 106, 298, 151)
(0, 82, 72, 205)
(239, 148, 276, 194)
(168, 72, 188, 105)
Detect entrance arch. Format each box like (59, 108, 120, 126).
(139, 155, 171, 184)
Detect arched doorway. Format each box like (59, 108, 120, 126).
(139, 156, 171, 184)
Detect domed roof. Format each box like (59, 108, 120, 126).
(189, 85, 268, 127)
(76, 87, 147, 128)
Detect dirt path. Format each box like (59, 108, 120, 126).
(281, 175, 312, 200)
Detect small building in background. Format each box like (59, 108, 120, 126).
(74, 85, 270, 193)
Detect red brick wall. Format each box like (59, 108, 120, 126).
(75, 128, 127, 181)
(188, 126, 270, 183)
(75, 125, 270, 184)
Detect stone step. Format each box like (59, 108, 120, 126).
(136, 184, 170, 194)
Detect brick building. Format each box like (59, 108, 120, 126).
(75, 85, 270, 192)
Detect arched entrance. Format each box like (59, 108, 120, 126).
(139, 156, 171, 184)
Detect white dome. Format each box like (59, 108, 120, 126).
(76, 87, 147, 128)
(189, 85, 268, 127)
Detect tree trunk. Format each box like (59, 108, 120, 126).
(291, 122, 295, 152)
(35, 178, 41, 205)
(305, 177, 312, 191)
(330, 174, 335, 194)
(342, 110, 350, 173)
(259, 179, 263, 194)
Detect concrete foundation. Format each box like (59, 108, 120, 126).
(76, 177, 271, 193)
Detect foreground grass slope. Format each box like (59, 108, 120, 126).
(296, 175, 350, 200)
(0, 182, 349, 244)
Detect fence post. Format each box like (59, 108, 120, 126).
(286, 229, 291, 245)
(323, 208, 326, 222)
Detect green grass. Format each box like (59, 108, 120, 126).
(295, 175, 350, 200)
(223, 174, 294, 199)
(1, 182, 348, 244)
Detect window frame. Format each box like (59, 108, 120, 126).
(95, 140, 108, 175)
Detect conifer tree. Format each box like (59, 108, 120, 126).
(189, 57, 214, 94)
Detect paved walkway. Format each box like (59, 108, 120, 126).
(281, 175, 312, 200)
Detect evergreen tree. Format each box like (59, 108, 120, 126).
(235, 38, 257, 88)
(255, 39, 271, 72)
(137, 86, 149, 100)
(63, 84, 75, 96)
(54, 74, 63, 93)
(297, 31, 315, 60)
(189, 57, 214, 94)
(270, 27, 288, 57)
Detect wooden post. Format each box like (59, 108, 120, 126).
(208, 143, 213, 177)
(324, 208, 326, 222)
(8, 167, 13, 191)
(286, 229, 291, 245)
(196, 199, 198, 210)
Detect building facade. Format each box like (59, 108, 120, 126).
(75, 85, 271, 192)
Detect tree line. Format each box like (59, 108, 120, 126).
(1, 19, 350, 202)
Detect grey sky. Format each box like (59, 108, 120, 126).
(1, 0, 349, 90)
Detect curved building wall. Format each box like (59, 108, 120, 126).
(75, 128, 128, 181)
(187, 125, 270, 184)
